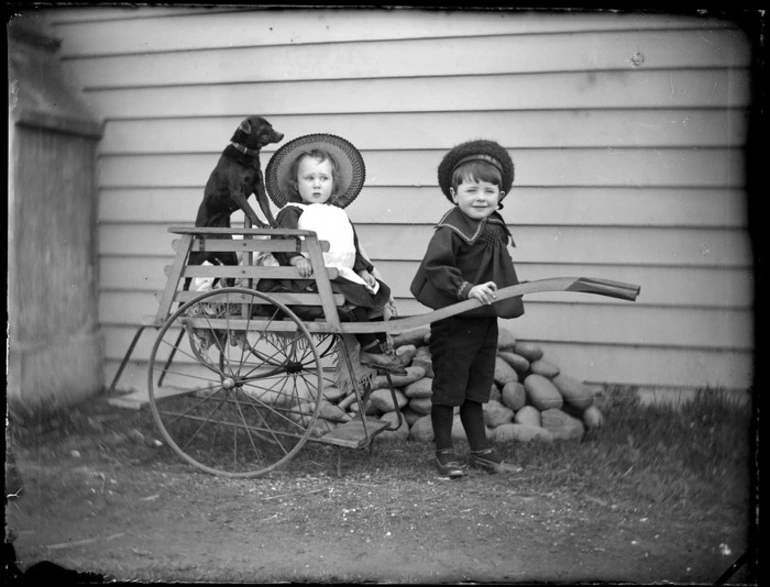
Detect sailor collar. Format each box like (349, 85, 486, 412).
(435, 207, 514, 246)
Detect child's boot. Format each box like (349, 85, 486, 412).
(435, 448, 466, 478)
(469, 448, 522, 474)
(359, 342, 408, 375)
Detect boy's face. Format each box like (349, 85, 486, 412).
(297, 156, 333, 204)
(450, 178, 504, 221)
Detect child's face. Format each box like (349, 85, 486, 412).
(297, 156, 333, 204)
(450, 178, 504, 221)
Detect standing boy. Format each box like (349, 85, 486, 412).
(410, 139, 524, 477)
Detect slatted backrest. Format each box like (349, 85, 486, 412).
(152, 226, 345, 329)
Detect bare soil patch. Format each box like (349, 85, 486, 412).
(5, 396, 755, 584)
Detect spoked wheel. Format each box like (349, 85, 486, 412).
(147, 287, 328, 477)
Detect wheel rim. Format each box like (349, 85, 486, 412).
(147, 287, 327, 477)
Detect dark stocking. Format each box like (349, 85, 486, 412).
(431, 404, 454, 452)
(356, 314, 386, 351)
(460, 400, 489, 452)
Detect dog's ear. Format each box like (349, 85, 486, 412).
(238, 119, 252, 134)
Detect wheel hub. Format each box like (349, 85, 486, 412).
(285, 361, 304, 374)
(221, 377, 236, 389)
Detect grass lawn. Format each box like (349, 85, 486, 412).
(6, 385, 758, 584)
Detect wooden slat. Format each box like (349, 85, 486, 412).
(170, 290, 345, 307)
(304, 235, 343, 331)
(98, 224, 752, 267)
(102, 339, 753, 392)
(178, 317, 300, 331)
(539, 341, 754, 390)
(65, 29, 750, 87)
(353, 187, 750, 227)
(99, 257, 755, 309)
(84, 69, 751, 118)
(47, 9, 723, 56)
(152, 233, 192, 324)
(391, 299, 753, 350)
(335, 277, 638, 335)
(185, 239, 328, 254)
(97, 147, 746, 190)
(316, 418, 391, 449)
(44, 6, 219, 24)
(106, 384, 195, 410)
(172, 231, 329, 255)
(99, 186, 749, 228)
(314, 148, 746, 190)
(360, 224, 753, 267)
(377, 261, 754, 309)
(98, 288, 751, 350)
(168, 225, 314, 237)
(179, 264, 339, 281)
(97, 109, 750, 154)
(176, 277, 639, 335)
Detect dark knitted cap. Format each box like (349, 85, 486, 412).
(437, 139, 515, 202)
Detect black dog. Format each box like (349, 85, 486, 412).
(190, 116, 284, 270)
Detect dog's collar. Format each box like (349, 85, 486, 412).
(230, 141, 260, 157)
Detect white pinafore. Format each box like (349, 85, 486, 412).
(285, 203, 378, 293)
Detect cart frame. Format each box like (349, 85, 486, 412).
(109, 225, 640, 478)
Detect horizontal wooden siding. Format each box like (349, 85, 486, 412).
(35, 7, 754, 392)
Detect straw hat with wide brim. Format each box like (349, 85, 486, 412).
(265, 133, 366, 209)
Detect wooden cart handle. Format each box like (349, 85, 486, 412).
(357, 276, 641, 336)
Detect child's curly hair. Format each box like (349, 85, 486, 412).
(287, 148, 342, 202)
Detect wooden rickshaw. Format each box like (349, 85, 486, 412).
(109, 225, 640, 478)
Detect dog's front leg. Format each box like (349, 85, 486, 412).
(253, 177, 277, 227)
(230, 181, 268, 228)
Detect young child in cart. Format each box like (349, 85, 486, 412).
(262, 133, 407, 375)
(411, 139, 525, 477)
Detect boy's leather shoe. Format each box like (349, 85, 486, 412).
(359, 351, 408, 375)
(435, 449, 466, 478)
(469, 448, 522, 474)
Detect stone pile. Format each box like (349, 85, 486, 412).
(325, 326, 606, 444)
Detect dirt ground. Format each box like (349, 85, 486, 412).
(5, 398, 755, 585)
